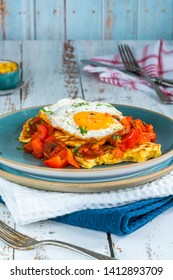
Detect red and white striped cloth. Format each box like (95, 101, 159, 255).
(83, 40, 173, 99)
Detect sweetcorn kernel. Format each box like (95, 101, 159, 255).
(0, 61, 18, 73)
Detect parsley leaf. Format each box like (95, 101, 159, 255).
(16, 146, 23, 151)
(79, 126, 88, 135)
(73, 145, 81, 155)
(41, 108, 53, 115)
(113, 135, 122, 140)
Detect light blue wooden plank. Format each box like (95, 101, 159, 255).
(0, 0, 173, 41)
(66, 0, 102, 40)
(0, 0, 34, 40)
(35, 0, 65, 40)
(138, 0, 173, 39)
(103, 0, 138, 40)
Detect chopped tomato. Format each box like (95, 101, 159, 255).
(145, 124, 156, 141)
(29, 117, 41, 134)
(43, 137, 66, 159)
(31, 137, 44, 158)
(120, 129, 141, 151)
(32, 124, 48, 141)
(113, 147, 124, 158)
(111, 115, 157, 155)
(119, 117, 132, 134)
(44, 135, 56, 143)
(45, 124, 54, 136)
(67, 148, 80, 168)
(78, 143, 104, 159)
(23, 142, 33, 154)
(131, 118, 147, 132)
(29, 117, 54, 138)
(109, 134, 122, 147)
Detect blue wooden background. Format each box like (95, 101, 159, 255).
(0, 0, 172, 40)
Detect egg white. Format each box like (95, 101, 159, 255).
(41, 98, 124, 139)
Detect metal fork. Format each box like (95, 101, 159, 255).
(118, 44, 173, 104)
(0, 220, 115, 260)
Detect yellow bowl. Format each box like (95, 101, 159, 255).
(0, 60, 20, 90)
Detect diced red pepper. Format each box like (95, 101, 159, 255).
(67, 148, 80, 168)
(44, 153, 68, 168)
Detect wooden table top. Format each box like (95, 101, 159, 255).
(0, 40, 173, 260)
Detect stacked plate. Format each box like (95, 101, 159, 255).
(0, 105, 173, 192)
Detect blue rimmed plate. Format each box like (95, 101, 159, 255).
(0, 105, 173, 185)
(0, 158, 172, 192)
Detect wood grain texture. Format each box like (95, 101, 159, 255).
(103, 0, 138, 40)
(0, 40, 173, 260)
(0, 0, 34, 40)
(66, 0, 102, 40)
(0, 0, 173, 40)
(21, 40, 83, 108)
(138, 0, 173, 40)
(35, 0, 65, 40)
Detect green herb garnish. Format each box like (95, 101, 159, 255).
(16, 146, 23, 151)
(72, 102, 89, 108)
(113, 135, 121, 141)
(79, 126, 88, 135)
(96, 103, 113, 108)
(73, 145, 81, 155)
(42, 108, 53, 115)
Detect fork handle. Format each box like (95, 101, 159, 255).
(139, 68, 171, 104)
(153, 77, 173, 87)
(36, 240, 116, 260)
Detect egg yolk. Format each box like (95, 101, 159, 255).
(73, 111, 116, 130)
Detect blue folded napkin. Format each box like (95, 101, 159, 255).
(52, 196, 173, 235)
(1, 194, 172, 236)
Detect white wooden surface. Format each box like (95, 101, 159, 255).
(0, 40, 173, 260)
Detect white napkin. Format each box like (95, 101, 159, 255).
(83, 40, 173, 100)
(0, 171, 173, 225)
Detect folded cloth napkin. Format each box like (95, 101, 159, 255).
(53, 196, 173, 235)
(83, 39, 173, 100)
(0, 171, 173, 236)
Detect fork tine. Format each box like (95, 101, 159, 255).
(124, 45, 138, 67)
(0, 221, 29, 240)
(118, 44, 136, 71)
(119, 44, 172, 103)
(118, 45, 130, 68)
(0, 220, 35, 248)
(0, 227, 27, 246)
(0, 221, 35, 248)
(118, 45, 125, 63)
(0, 229, 22, 247)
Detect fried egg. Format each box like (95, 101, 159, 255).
(39, 98, 124, 140)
